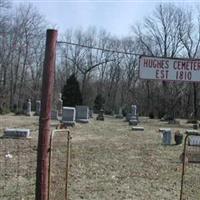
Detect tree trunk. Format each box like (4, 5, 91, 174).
(193, 82, 197, 119)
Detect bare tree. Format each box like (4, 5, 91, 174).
(133, 4, 186, 117)
(179, 8, 200, 118)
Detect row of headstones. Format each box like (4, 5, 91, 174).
(159, 128, 200, 146)
(116, 105, 144, 131)
(3, 105, 92, 138)
(52, 106, 93, 126)
(24, 99, 42, 116)
(116, 105, 139, 125)
(24, 93, 63, 116)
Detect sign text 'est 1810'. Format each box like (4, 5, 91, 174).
(139, 56, 200, 82)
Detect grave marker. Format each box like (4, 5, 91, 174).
(162, 130, 172, 145)
(89, 109, 93, 118)
(132, 127, 144, 131)
(131, 105, 137, 116)
(96, 109, 104, 121)
(57, 93, 63, 116)
(4, 128, 31, 138)
(129, 120, 138, 126)
(27, 99, 31, 116)
(116, 107, 123, 119)
(127, 104, 139, 122)
(76, 105, 89, 123)
(62, 107, 76, 126)
(35, 100, 41, 116)
(51, 110, 58, 120)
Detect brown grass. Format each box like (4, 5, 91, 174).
(0, 114, 200, 200)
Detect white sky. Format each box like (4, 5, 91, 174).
(12, 0, 199, 38)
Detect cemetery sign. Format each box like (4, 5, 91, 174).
(139, 56, 200, 82)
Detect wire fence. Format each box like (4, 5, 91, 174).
(180, 133, 200, 200)
(0, 137, 37, 200)
(0, 129, 71, 200)
(49, 130, 71, 200)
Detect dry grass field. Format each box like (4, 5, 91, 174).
(0, 114, 200, 200)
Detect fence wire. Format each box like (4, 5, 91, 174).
(0, 137, 37, 200)
(181, 134, 200, 200)
(0, 129, 71, 200)
(49, 130, 71, 200)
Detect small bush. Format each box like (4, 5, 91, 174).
(62, 74, 83, 107)
(158, 112, 164, 119)
(149, 112, 154, 119)
(94, 94, 105, 112)
(187, 119, 198, 124)
(0, 107, 10, 115)
(104, 110, 112, 115)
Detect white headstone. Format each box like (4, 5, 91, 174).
(35, 100, 41, 116)
(188, 136, 200, 146)
(131, 105, 137, 116)
(119, 107, 122, 116)
(116, 107, 123, 119)
(162, 130, 172, 145)
(76, 106, 89, 123)
(132, 127, 144, 131)
(51, 110, 58, 120)
(4, 128, 31, 138)
(57, 93, 63, 116)
(129, 119, 138, 126)
(159, 128, 171, 132)
(27, 99, 31, 116)
(62, 107, 76, 125)
(89, 109, 93, 118)
(126, 113, 131, 121)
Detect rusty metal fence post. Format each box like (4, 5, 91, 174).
(65, 130, 71, 200)
(48, 129, 71, 200)
(180, 131, 200, 200)
(180, 134, 189, 200)
(35, 29, 58, 200)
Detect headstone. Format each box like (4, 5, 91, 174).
(76, 105, 89, 123)
(162, 130, 172, 145)
(131, 105, 137, 116)
(159, 128, 171, 140)
(126, 113, 132, 121)
(4, 128, 31, 138)
(193, 124, 198, 130)
(23, 101, 27, 114)
(132, 127, 144, 131)
(96, 109, 104, 121)
(119, 107, 122, 116)
(185, 129, 200, 134)
(51, 110, 58, 120)
(168, 119, 180, 124)
(159, 128, 171, 132)
(132, 104, 139, 121)
(129, 120, 138, 126)
(26, 99, 31, 116)
(62, 107, 76, 126)
(188, 136, 200, 146)
(89, 109, 93, 118)
(35, 100, 41, 116)
(126, 105, 139, 122)
(57, 93, 63, 116)
(130, 115, 137, 121)
(116, 107, 123, 119)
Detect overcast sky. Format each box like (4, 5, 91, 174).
(13, 0, 198, 38)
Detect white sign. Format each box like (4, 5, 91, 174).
(139, 56, 200, 82)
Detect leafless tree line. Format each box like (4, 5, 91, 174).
(0, 1, 46, 112)
(0, 1, 200, 118)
